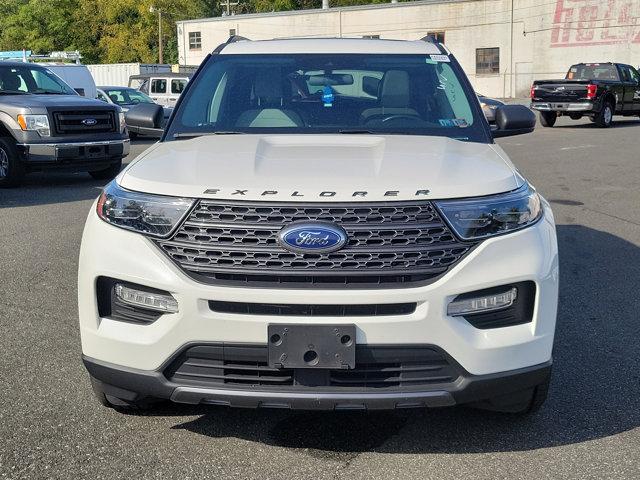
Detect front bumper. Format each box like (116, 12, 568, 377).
(85, 353, 552, 410)
(18, 138, 130, 165)
(530, 102, 593, 112)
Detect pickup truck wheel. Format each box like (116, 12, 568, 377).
(0, 137, 25, 188)
(89, 158, 123, 180)
(594, 102, 614, 128)
(539, 111, 557, 127)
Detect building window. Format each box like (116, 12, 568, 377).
(426, 31, 445, 43)
(362, 35, 380, 39)
(189, 31, 202, 50)
(229, 28, 236, 36)
(476, 47, 500, 75)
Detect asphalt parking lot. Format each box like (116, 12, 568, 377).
(1, 115, 639, 479)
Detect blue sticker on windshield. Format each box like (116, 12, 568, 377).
(322, 85, 334, 107)
(439, 119, 455, 127)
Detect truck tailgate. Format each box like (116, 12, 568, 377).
(533, 81, 589, 103)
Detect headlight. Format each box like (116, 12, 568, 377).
(17, 114, 50, 136)
(435, 184, 542, 240)
(96, 181, 194, 238)
(118, 111, 126, 133)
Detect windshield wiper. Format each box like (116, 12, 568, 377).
(34, 91, 67, 95)
(173, 131, 246, 138)
(338, 129, 376, 134)
(0, 90, 28, 95)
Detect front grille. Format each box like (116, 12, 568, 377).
(165, 344, 461, 390)
(156, 200, 475, 288)
(209, 301, 416, 316)
(52, 110, 116, 135)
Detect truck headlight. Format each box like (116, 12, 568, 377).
(435, 184, 542, 240)
(118, 111, 126, 133)
(96, 181, 194, 238)
(17, 114, 51, 137)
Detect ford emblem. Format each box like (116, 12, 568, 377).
(81, 118, 98, 126)
(278, 222, 348, 254)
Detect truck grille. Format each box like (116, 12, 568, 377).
(52, 110, 116, 135)
(156, 200, 475, 288)
(165, 344, 461, 389)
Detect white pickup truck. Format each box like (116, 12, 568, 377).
(78, 37, 558, 414)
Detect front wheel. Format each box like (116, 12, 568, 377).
(0, 137, 25, 188)
(89, 158, 122, 180)
(594, 102, 614, 128)
(539, 111, 557, 127)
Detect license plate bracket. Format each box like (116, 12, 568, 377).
(268, 324, 356, 369)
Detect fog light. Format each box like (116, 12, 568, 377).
(114, 284, 179, 313)
(447, 287, 517, 316)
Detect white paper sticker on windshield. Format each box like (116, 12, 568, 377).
(430, 54, 450, 63)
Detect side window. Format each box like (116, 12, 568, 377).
(628, 66, 640, 83)
(97, 91, 109, 102)
(33, 70, 64, 93)
(171, 79, 186, 94)
(151, 79, 167, 94)
(620, 66, 630, 82)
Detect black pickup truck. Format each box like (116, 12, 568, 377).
(530, 63, 640, 128)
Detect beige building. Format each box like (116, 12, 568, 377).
(176, 0, 640, 97)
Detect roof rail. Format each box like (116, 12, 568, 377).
(213, 35, 251, 54)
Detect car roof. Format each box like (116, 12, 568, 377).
(219, 38, 443, 55)
(0, 60, 47, 68)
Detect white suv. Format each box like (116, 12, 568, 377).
(78, 37, 558, 414)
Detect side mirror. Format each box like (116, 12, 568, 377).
(74, 88, 85, 96)
(125, 103, 165, 138)
(492, 104, 536, 138)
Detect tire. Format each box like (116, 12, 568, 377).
(594, 101, 614, 128)
(568, 113, 582, 120)
(128, 131, 138, 140)
(89, 158, 122, 180)
(539, 111, 557, 127)
(90, 377, 156, 412)
(0, 136, 25, 188)
(471, 375, 551, 414)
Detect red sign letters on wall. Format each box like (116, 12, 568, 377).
(550, 0, 640, 47)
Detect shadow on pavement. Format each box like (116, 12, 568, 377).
(125, 224, 640, 455)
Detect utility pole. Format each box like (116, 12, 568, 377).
(150, 5, 163, 63)
(219, 0, 239, 16)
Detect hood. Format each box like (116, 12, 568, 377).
(0, 94, 112, 110)
(119, 135, 521, 202)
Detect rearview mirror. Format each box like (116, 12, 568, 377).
(307, 74, 354, 86)
(125, 103, 164, 138)
(492, 105, 536, 138)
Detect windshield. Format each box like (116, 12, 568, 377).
(566, 64, 619, 81)
(104, 88, 154, 105)
(0, 65, 76, 95)
(167, 54, 488, 142)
